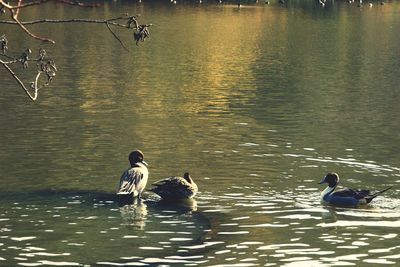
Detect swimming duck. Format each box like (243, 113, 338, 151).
(117, 150, 149, 202)
(319, 172, 392, 207)
(150, 172, 198, 200)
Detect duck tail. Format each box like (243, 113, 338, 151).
(366, 186, 392, 203)
(374, 186, 393, 196)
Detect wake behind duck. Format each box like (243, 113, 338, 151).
(319, 172, 392, 207)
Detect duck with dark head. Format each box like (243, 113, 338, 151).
(319, 172, 392, 207)
(150, 172, 198, 201)
(117, 150, 149, 206)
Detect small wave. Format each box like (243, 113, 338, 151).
(180, 241, 224, 250)
(10, 236, 36, 241)
(318, 220, 400, 228)
(217, 231, 249, 235)
(18, 261, 80, 266)
(138, 246, 164, 250)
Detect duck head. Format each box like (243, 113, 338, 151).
(319, 172, 339, 188)
(129, 150, 148, 167)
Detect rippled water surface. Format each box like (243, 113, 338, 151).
(1, 0, 400, 266)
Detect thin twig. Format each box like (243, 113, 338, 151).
(1, 16, 134, 46)
(1, 0, 49, 9)
(106, 22, 129, 52)
(0, 58, 40, 101)
(11, 10, 56, 43)
(0, 0, 12, 9)
(57, 0, 101, 8)
(33, 71, 41, 92)
(1, 0, 105, 44)
(0, 54, 17, 62)
(0, 18, 128, 28)
(108, 15, 139, 23)
(2, 0, 99, 10)
(15, 0, 24, 18)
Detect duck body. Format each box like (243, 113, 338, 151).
(319, 172, 391, 207)
(117, 162, 149, 197)
(150, 173, 198, 200)
(117, 150, 149, 203)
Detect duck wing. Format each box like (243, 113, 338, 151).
(117, 166, 148, 195)
(331, 188, 370, 199)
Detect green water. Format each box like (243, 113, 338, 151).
(1, 1, 400, 266)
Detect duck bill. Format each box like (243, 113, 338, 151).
(142, 160, 148, 166)
(318, 177, 327, 184)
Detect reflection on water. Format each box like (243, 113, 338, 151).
(1, 0, 400, 266)
(119, 199, 148, 230)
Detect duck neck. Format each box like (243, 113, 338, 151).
(131, 162, 144, 168)
(321, 184, 337, 199)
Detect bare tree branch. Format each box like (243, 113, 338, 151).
(15, 0, 23, 17)
(11, 9, 56, 43)
(0, 0, 12, 9)
(0, 0, 150, 102)
(0, 57, 17, 63)
(9, 0, 51, 10)
(0, 58, 41, 101)
(57, 0, 101, 8)
(0, 15, 140, 46)
(0, 17, 129, 28)
(1, 0, 99, 10)
(106, 22, 129, 52)
(1, 0, 104, 43)
(1, 34, 57, 101)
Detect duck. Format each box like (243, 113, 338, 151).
(319, 172, 392, 207)
(117, 150, 149, 205)
(150, 172, 198, 200)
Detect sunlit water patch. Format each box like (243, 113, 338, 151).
(1, 144, 399, 266)
(1, 175, 400, 266)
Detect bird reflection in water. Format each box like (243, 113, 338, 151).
(153, 198, 198, 215)
(118, 197, 198, 230)
(119, 199, 148, 230)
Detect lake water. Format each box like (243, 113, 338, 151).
(1, 0, 400, 266)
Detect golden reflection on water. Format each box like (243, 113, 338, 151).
(52, 6, 294, 118)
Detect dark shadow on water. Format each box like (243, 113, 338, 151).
(0, 188, 118, 205)
(146, 198, 198, 214)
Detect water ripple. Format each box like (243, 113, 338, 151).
(318, 220, 400, 228)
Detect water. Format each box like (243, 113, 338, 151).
(1, 0, 400, 266)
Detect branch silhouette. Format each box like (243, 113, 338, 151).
(0, 42, 55, 101)
(0, 0, 151, 101)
